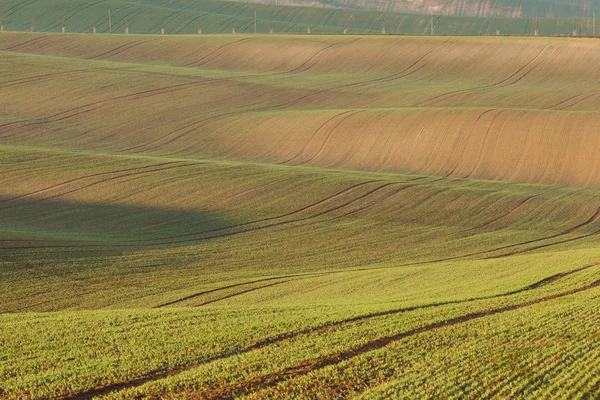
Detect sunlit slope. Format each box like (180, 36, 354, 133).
(1, 32, 600, 400)
(1, 145, 600, 398)
(0, 0, 592, 36)
(3, 145, 600, 313)
(3, 33, 600, 187)
(2, 278, 599, 399)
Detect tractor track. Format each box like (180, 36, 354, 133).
(286, 38, 361, 74)
(445, 109, 495, 177)
(0, 161, 185, 206)
(58, 268, 600, 400)
(331, 184, 417, 220)
(463, 109, 506, 178)
(390, 196, 600, 266)
(0, 78, 239, 138)
(1, 36, 51, 51)
(279, 110, 356, 164)
(276, 38, 453, 109)
(184, 38, 252, 67)
(0, 181, 401, 250)
(155, 276, 296, 308)
(194, 280, 291, 307)
(0, 38, 449, 153)
(116, 181, 395, 246)
(200, 280, 600, 400)
(0, 69, 92, 88)
(298, 110, 364, 165)
(415, 44, 554, 106)
(468, 195, 537, 231)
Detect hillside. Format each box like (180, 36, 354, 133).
(3, 33, 600, 186)
(0, 0, 597, 36)
(0, 32, 599, 399)
(235, 0, 600, 19)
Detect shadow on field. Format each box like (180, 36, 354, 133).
(0, 195, 234, 253)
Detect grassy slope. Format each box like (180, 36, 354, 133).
(236, 0, 600, 19)
(3, 33, 600, 186)
(0, 0, 595, 36)
(0, 33, 599, 399)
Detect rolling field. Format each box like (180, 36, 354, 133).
(0, 0, 597, 36)
(238, 0, 600, 19)
(1, 32, 600, 399)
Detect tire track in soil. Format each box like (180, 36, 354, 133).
(331, 184, 417, 220)
(155, 276, 297, 308)
(143, 182, 397, 245)
(0, 70, 91, 88)
(298, 110, 364, 165)
(0, 180, 381, 250)
(1, 36, 51, 51)
(119, 181, 400, 247)
(463, 109, 505, 178)
(276, 38, 453, 109)
(124, 175, 422, 246)
(37, 0, 104, 32)
(90, 39, 156, 60)
(481, 204, 600, 258)
(278, 110, 356, 165)
(59, 268, 600, 400)
(549, 91, 600, 110)
(2, 0, 37, 19)
(445, 109, 495, 177)
(184, 38, 252, 67)
(0, 181, 398, 250)
(37, 38, 447, 154)
(468, 195, 537, 231)
(0, 161, 185, 207)
(200, 280, 600, 400)
(409, 205, 600, 265)
(390, 195, 600, 266)
(171, 36, 444, 136)
(246, 178, 427, 237)
(122, 180, 381, 245)
(545, 93, 587, 110)
(0, 166, 198, 244)
(285, 38, 361, 74)
(414, 44, 553, 107)
(30, 163, 192, 203)
(0, 78, 238, 137)
(155, 271, 340, 309)
(194, 280, 291, 307)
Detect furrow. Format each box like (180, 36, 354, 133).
(57, 266, 600, 400)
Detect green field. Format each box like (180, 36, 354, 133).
(0, 0, 598, 36)
(1, 32, 599, 399)
(237, 0, 600, 19)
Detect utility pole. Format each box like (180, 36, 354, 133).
(428, 0, 434, 35)
(581, 0, 583, 34)
(254, 11, 257, 34)
(594, 11, 596, 36)
(108, 9, 112, 34)
(431, 11, 433, 36)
